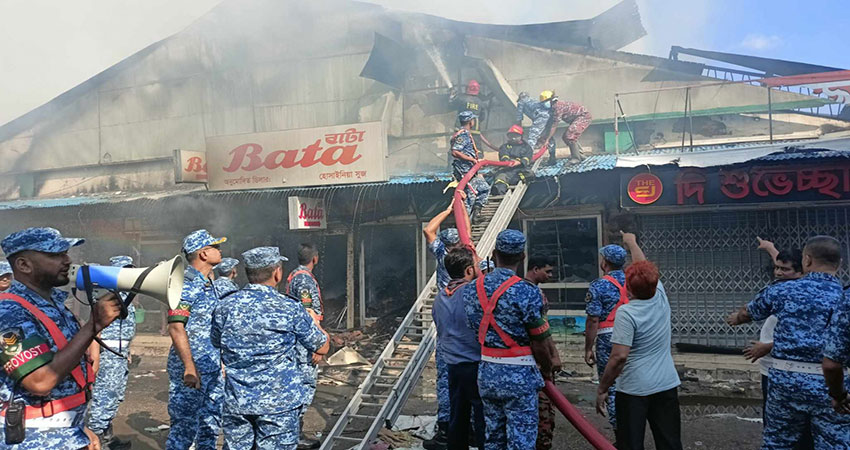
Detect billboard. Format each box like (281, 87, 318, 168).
(206, 121, 387, 191)
(173, 149, 208, 183)
(288, 196, 327, 230)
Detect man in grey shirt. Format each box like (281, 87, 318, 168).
(596, 232, 682, 450)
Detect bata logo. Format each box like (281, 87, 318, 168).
(223, 140, 362, 172)
(299, 203, 324, 220)
(4, 343, 48, 374)
(185, 156, 207, 173)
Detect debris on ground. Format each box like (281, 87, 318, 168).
(393, 415, 437, 440)
(327, 346, 371, 367)
(143, 424, 170, 433)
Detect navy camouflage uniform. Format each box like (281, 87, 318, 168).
(586, 244, 628, 430)
(451, 121, 489, 212)
(213, 258, 241, 299)
(427, 228, 459, 425)
(463, 230, 550, 450)
(0, 227, 92, 449)
(746, 273, 850, 449)
(516, 92, 552, 152)
(285, 264, 322, 416)
(87, 256, 137, 436)
(167, 230, 226, 450)
(212, 247, 328, 450)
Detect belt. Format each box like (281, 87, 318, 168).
(99, 339, 131, 348)
(481, 354, 536, 366)
(771, 359, 834, 375)
(597, 327, 613, 334)
(1, 391, 87, 428)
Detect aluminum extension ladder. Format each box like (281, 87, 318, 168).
(320, 181, 531, 450)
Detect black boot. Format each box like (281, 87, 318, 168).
(568, 142, 586, 163)
(471, 205, 484, 225)
(545, 155, 557, 166)
(423, 421, 448, 450)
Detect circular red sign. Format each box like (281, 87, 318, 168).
(627, 173, 663, 205)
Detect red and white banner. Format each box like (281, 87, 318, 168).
(174, 150, 208, 183)
(288, 197, 327, 230)
(205, 122, 387, 191)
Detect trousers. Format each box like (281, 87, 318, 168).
(447, 362, 485, 450)
(166, 370, 224, 450)
(615, 387, 683, 450)
(596, 333, 617, 429)
(762, 374, 814, 450)
(222, 408, 300, 450)
(536, 389, 554, 450)
(477, 362, 543, 450)
(87, 350, 130, 433)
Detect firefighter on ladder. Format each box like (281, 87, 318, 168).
(479, 125, 533, 196)
(286, 243, 325, 450)
(584, 241, 631, 433)
(0, 227, 123, 449)
(462, 230, 561, 449)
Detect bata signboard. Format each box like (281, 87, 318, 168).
(206, 122, 387, 191)
(288, 197, 326, 230)
(174, 149, 208, 183)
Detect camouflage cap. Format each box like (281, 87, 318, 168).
(478, 259, 495, 272)
(214, 257, 240, 276)
(182, 229, 227, 254)
(495, 229, 525, 255)
(438, 228, 460, 246)
(0, 261, 11, 276)
(241, 247, 288, 269)
(599, 244, 627, 267)
(458, 110, 478, 123)
(109, 255, 134, 267)
(1, 227, 85, 257)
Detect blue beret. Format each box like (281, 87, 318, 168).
(1, 227, 84, 256)
(495, 229, 525, 255)
(599, 245, 627, 267)
(241, 247, 288, 269)
(438, 228, 460, 246)
(182, 229, 227, 254)
(109, 255, 134, 267)
(0, 261, 11, 276)
(214, 258, 240, 276)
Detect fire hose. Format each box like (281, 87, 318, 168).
(450, 139, 616, 450)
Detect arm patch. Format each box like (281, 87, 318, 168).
(168, 301, 191, 324)
(1, 329, 54, 381)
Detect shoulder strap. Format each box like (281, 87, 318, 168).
(0, 293, 90, 390)
(476, 276, 522, 346)
(286, 270, 322, 302)
(600, 275, 629, 326)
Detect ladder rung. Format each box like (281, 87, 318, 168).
(373, 382, 395, 388)
(407, 325, 431, 330)
(362, 394, 388, 399)
(385, 357, 410, 362)
(334, 436, 363, 442)
(351, 414, 377, 420)
(360, 402, 383, 407)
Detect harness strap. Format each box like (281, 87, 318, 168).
(476, 276, 531, 357)
(599, 275, 629, 329)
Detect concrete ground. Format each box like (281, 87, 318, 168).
(111, 354, 764, 449)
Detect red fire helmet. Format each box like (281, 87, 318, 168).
(466, 79, 480, 95)
(507, 124, 524, 135)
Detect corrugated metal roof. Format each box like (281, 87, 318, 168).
(0, 188, 203, 211)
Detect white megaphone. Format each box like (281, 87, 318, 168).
(63, 256, 185, 310)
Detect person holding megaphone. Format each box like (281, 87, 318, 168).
(0, 227, 123, 450)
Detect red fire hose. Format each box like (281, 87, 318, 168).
(451, 138, 615, 450)
(544, 381, 616, 450)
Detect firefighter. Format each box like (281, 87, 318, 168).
(480, 125, 533, 196)
(449, 79, 491, 138)
(539, 95, 592, 164)
(516, 91, 554, 158)
(451, 110, 490, 224)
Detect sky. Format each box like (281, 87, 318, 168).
(0, 0, 846, 126)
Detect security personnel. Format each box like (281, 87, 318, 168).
(0, 227, 121, 449)
(481, 125, 533, 196)
(213, 258, 240, 298)
(87, 255, 137, 449)
(0, 261, 13, 292)
(451, 110, 490, 223)
(584, 243, 629, 431)
(823, 282, 850, 416)
(212, 246, 329, 450)
(463, 230, 560, 449)
(516, 91, 553, 156)
(285, 243, 324, 450)
(539, 96, 592, 164)
(167, 229, 226, 450)
(727, 235, 850, 448)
